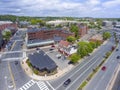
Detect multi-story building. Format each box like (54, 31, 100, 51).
(27, 23, 88, 48)
(0, 21, 18, 49)
(78, 23, 88, 37)
(0, 21, 18, 35)
(27, 28, 74, 48)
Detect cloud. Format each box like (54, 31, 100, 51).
(102, 0, 120, 8)
(0, 0, 119, 17)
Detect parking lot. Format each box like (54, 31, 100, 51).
(40, 46, 70, 70)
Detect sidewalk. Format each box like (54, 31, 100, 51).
(21, 57, 74, 81)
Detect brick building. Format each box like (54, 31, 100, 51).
(27, 28, 74, 40)
(78, 23, 88, 37)
(0, 21, 18, 35)
(27, 23, 88, 48)
(0, 21, 18, 49)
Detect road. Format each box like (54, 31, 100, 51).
(0, 29, 116, 90)
(84, 44, 120, 90)
(48, 36, 115, 90)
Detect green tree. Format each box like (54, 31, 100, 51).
(70, 25, 79, 38)
(102, 32, 111, 40)
(70, 53, 80, 63)
(89, 41, 96, 48)
(31, 19, 37, 25)
(67, 36, 76, 43)
(3, 31, 11, 41)
(77, 42, 91, 57)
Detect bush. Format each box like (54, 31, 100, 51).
(26, 59, 32, 67)
(33, 68, 39, 75)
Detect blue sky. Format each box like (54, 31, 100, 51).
(0, 0, 120, 18)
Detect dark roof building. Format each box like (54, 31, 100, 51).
(28, 50, 57, 73)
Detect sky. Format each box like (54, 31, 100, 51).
(0, 0, 120, 18)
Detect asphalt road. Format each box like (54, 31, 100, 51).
(84, 44, 120, 90)
(49, 36, 115, 90)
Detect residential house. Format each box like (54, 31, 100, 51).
(58, 40, 77, 56)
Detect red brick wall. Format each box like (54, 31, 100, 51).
(28, 29, 74, 40)
(78, 24, 88, 37)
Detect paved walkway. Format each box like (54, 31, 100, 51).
(21, 57, 74, 80)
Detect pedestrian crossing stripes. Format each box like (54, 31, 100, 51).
(36, 81, 49, 90)
(18, 80, 35, 90)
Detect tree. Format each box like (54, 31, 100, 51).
(102, 32, 111, 40)
(3, 31, 11, 41)
(77, 42, 92, 57)
(77, 41, 97, 58)
(31, 19, 37, 25)
(70, 24, 79, 38)
(67, 36, 76, 43)
(89, 41, 96, 48)
(70, 53, 80, 63)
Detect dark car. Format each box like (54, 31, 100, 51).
(15, 61, 18, 65)
(116, 56, 120, 59)
(116, 49, 119, 51)
(36, 47, 40, 50)
(101, 66, 106, 71)
(49, 48, 54, 51)
(63, 79, 71, 87)
(68, 61, 74, 64)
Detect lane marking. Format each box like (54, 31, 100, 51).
(46, 81, 55, 90)
(65, 57, 102, 90)
(8, 62, 16, 89)
(55, 46, 110, 89)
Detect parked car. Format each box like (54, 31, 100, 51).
(63, 79, 71, 87)
(36, 47, 40, 50)
(49, 48, 54, 51)
(101, 66, 106, 71)
(68, 61, 74, 64)
(116, 56, 120, 59)
(51, 45, 55, 48)
(56, 54, 61, 59)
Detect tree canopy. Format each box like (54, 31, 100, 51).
(3, 31, 11, 41)
(70, 24, 79, 38)
(67, 36, 76, 43)
(102, 32, 111, 40)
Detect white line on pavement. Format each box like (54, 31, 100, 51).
(65, 57, 102, 90)
(55, 50, 104, 89)
(46, 81, 55, 90)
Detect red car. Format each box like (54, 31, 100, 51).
(101, 66, 106, 71)
(51, 45, 55, 48)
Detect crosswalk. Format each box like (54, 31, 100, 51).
(18, 80, 50, 90)
(36, 81, 49, 90)
(18, 80, 35, 90)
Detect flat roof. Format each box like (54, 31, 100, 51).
(27, 27, 63, 33)
(28, 51, 57, 71)
(27, 39, 54, 47)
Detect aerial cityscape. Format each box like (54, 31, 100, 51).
(0, 0, 120, 90)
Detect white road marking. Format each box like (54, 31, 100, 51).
(18, 80, 35, 90)
(36, 81, 49, 90)
(65, 57, 102, 90)
(46, 81, 55, 90)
